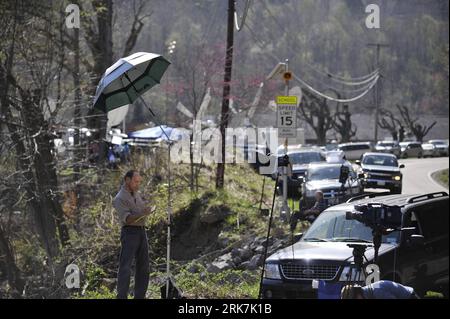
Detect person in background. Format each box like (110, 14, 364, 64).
(89, 142, 100, 164)
(290, 190, 328, 230)
(341, 281, 420, 299)
(107, 146, 117, 169)
(304, 190, 327, 217)
(122, 142, 131, 163)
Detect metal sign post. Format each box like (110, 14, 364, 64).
(274, 60, 299, 222)
(276, 82, 298, 222)
(276, 95, 298, 221)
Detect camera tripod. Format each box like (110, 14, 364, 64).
(344, 243, 372, 286)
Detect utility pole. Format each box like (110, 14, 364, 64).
(216, 0, 235, 189)
(368, 43, 389, 142)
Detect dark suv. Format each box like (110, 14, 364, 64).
(261, 192, 449, 299)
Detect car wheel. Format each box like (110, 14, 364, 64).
(418, 153, 423, 158)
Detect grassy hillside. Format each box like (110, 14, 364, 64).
(3, 149, 302, 299)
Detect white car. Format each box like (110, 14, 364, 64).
(375, 141, 401, 158)
(421, 143, 438, 158)
(428, 140, 449, 157)
(338, 142, 373, 161)
(400, 142, 423, 158)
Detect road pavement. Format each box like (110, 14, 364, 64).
(399, 157, 449, 195)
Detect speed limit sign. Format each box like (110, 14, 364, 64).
(277, 96, 298, 138)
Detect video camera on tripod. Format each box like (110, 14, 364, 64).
(277, 154, 291, 168)
(345, 203, 402, 231)
(344, 203, 403, 282)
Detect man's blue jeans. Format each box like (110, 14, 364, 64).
(117, 226, 149, 299)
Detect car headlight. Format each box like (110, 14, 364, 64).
(339, 266, 366, 282)
(364, 173, 369, 179)
(393, 175, 401, 181)
(264, 263, 281, 280)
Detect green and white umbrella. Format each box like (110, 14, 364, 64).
(93, 52, 170, 113)
(92, 52, 176, 299)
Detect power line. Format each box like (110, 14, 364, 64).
(234, 0, 251, 32)
(293, 73, 380, 103)
(259, 0, 379, 86)
(244, 20, 379, 103)
(246, 20, 380, 103)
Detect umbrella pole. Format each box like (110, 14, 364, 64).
(166, 142, 172, 299)
(124, 74, 172, 142)
(135, 95, 173, 299)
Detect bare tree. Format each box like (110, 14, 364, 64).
(0, 217, 24, 297)
(378, 108, 403, 141)
(82, 0, 150, 162)
(333, 104, 357, 143)
(299, 90, 335, 145)
(0, 1, 69, 259)
(396, 105, 437, 142)
(171, 43, 224, 192)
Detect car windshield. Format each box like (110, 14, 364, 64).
(308, 166, 341, 180)
(302, 210, 400, 244)
(363, 155, 398, 167)
(288, 152, 324, 165)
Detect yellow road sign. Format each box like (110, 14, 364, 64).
(276, 96, 298, 105)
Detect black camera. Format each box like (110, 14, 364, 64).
(345, 203, 402, 230)
(277, 155, 290, 167)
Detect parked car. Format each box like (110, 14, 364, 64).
(302, 162, 364, 207)
(356, 153, 405, 194)
(274, 149, 326, 198)
(338, 142, 373, 161)
(428, 140, 449, 157)
(375, 141, 401, 158)
(261, 192, 449, 299)
(421, 143, 439, 158)
(400, 142, 423, 158)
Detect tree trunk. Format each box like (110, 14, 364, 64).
(0, 223, 24, 297)
(87, 0, 114, 164)
(19, 89, 70, 256)
(72, 24, 83, 219)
